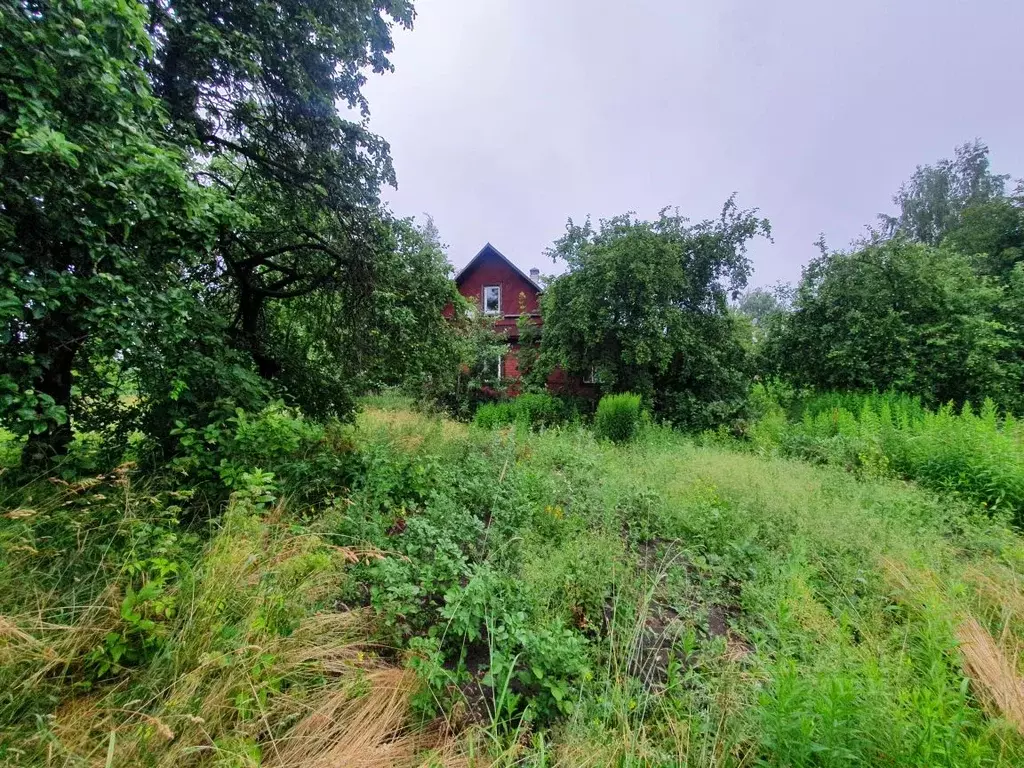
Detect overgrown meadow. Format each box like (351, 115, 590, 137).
(4, 395, 1024, 766)
(5, 0, 1024, 764)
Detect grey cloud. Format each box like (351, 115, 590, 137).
(363, 0, 1024, 286)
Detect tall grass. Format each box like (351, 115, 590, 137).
(5, 401, 1024, 765)
(0, 476, 464, 766)
(750, 391, 1024, 524)
(359, 406, 1024, 765)
(473, 392, 570, 429)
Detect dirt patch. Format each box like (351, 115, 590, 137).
(636, 538, 670, 571)
(448, 641, 495, 728)
(627, 602, 687, 689)
(628, 540, 755, 687)
(707, 603, 741, 639)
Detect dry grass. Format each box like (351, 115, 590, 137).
(882, 556, 1024, 736)
(357, 407, 467, 450)
(0, 587, 122, 690)
(1, 500, 470, 768)
(267, 668, 471, 768)
(956, 618, 1024, 735)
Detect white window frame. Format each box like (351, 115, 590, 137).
(497, 355, 504, 381)
(483, 285, 501, 315)
(583, 367, 598, 384)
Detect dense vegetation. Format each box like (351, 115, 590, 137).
(1, 0, 461, 470)
(4, 0, 1024, 765)
(5, 402, 1024, 766)
(756, 141, 1024, 413)
(741, 389, 1024, 526)
(540, 202, 770, 430)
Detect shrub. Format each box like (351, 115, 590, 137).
(473, 393, 569, 430)
(594, 393, 643, 443)
(167, 401, 360, 506)
(0, 427, 22, 468)
(511, 393, 567, 427)
(473, 401, 515, 429)
(748, 391, 1024, 524)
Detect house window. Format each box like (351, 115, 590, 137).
(583, 367, 598, 384)
(497, 355, 504, 381)
(483, 285, 501, 315)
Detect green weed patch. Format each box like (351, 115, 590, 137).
(3, 404, 1024, 765)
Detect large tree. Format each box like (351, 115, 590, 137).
(541, 199, 770, 429)
(265, 217, 465, 419)
(0, 0, 225, 464)
(1, 0, 453, 465)
(880, 139, 1009, 246)
(144, 0, 415, 384)
(775, 238, 1018, 408)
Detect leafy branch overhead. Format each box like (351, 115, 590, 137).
(1, 0, 458, 465)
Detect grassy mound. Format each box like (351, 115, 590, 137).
(2, 405, 1024, 765)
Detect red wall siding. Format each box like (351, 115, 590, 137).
(503, 344, 522, 379)
(448, 249, 593, 398)
(456, 253, 540, 338)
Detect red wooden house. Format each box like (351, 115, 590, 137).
(452, 243, 589, 394)
(453, 242, 542, 383)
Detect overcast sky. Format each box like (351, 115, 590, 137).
(363, 0, 1024, 288)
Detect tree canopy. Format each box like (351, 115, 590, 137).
(773, 239, 1016, 406)
(880, 139, 1009, 245)
(1, 0, 465, 467)
(761, 140, 1024, 412)
(541, 199, 770, 428)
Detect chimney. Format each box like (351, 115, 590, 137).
(529, 268, 540, 281)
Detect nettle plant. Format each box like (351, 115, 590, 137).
(435, 566, 592, 726)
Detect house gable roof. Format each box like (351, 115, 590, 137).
(454, 242, 542, 293)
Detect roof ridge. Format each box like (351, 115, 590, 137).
(454, 243, 543, 292)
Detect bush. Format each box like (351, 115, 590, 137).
(473, 401, 516, 429)
(512, 393, 567, 427)
(473, 393, 569, 430)
(748, 391, 1024, 524)
(594, 393, 643, 443)
(167, 401, 360, 507)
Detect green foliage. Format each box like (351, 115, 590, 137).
(473, 401, 516, 429)
(747, 390, 1024, 525)
(144, 0, 419, 410)
(541, 199, 769, 429)
(0, 0, 230, 464)
(946, 198, 1024, 281)
(514, 306, 549, 392)
(168, 401, 360, 506)
(416, 303, 508, 419)
(264, 217, 464, 423)
(6, 403, 1024, 764)
(473, 393, 569, 430)
(594, 393, 643, 443)
(774, 238, 1019, 409)
(754, 142, 1024, 416)
(0, 470, 366, 763)
(0, 0, 464, 471)
(881, 139, 1009, 245)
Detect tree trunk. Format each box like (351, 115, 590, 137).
(237, 283, 281, 379)
(22, 321, 82, 469)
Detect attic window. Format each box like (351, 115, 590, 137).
(483, 285, 501, 315)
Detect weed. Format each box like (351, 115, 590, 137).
(594, 393, 644, 443)
(4, 400, 1024, 765)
